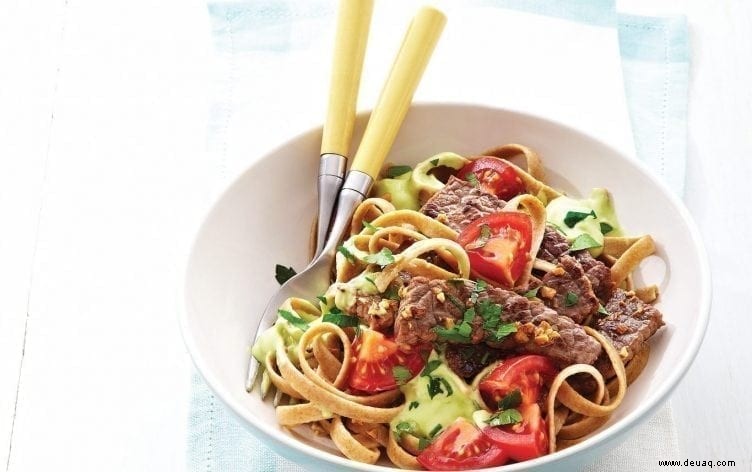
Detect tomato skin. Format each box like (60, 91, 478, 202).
(417, 417, 508, 470)
(347, 330, 425, 393)
(483, 403, 549, 462)
(457, 212, 533, 288)
(478, 355, 558, 407)
(456, 157, 526, 200)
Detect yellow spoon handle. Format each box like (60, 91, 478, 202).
(349, 6, 446, 179)
(320, 0, 374, 157)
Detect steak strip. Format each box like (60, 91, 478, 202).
(394, 277, 602, 367)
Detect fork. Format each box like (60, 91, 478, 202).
(246, 5, 447, 393)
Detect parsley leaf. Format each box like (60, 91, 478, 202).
(409, 401, 420, 410)
(364, 276, 377, 288)
(316, 295, 328, 305)
(523, 287, 540, 298)
(564, 210, 596, 228)
(383, 284, 400, 301)
(363, 248, 395, 267)
(439, 377, 453, 396)
(392, 365, 412, 386)
(598, 303, 609, 316)
(337, 245, 356, 263)
(418, 437, 431, 451)
(565, 291, 579, 307)
(487, 408, 522, 426)
(278, 309, 309, 331)
(493, 322, 517, 341)
(322, 312, 360, 328)
(362, 220, 380, 232)
(498, 389, 522, 410)
(387, 165, 412, 178)
(427, 376, 445, 399)
(428, 424, 443, 438)
(600, 222, 614, 234)
(421, 359, 442, 377)
(395, 421, 415, 436)
(430, 158, 440, 166)
(467, 224, 492, 249)
(478, 300, 502, 331)
(466, 172, 480, 187)
(434, 324, 472, 342)
(570, 233, 602, 251)
(274, 264, 297, 285)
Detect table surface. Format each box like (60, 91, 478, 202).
(1, 0, 750, 470)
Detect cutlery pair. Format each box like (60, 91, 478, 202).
(246, 0, 446, 392)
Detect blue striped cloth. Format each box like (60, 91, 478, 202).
(189, 2, 689, 470)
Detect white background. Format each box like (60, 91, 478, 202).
(1, 0, 750, 470)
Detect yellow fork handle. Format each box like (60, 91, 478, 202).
(320, 0, 374, 157)
(349, 6, 446, 179)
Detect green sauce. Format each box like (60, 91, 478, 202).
(390, 355, 481, 439)
(250, 317, 306, 365)
(373, 153, 470, 210)
(545, 188, 623, 257)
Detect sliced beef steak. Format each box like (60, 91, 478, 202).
(349, 295, 398, 332)
(573, 250, 615, 302)
(537, 226, 570, 263)
(444, 344, 504, 380)
(394, 277, 601, 366)
(540, 255, 599, 324)
(420, 176, 506, 232)
(595, 288, 664, 364)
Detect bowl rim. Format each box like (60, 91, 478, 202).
(178, 102, 711, 471)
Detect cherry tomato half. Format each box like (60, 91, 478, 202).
(417, 417, 508, 470)
(457, 212, 533, 288)
(483, 403, 549, 462)
(347, 329, 425, 393)
(457, 157, 526, 200)
(479, 355, 558, 407)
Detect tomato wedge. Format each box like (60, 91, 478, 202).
(479, 355, 558, 407)
(457, 212, 533, 288)
(456, 157, 525, 200)
(417, 417, 508, 470)
(347, 329, 425, 393)
(483, 403, 549, 462)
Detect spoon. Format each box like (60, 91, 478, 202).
(246, 6, 447, 391)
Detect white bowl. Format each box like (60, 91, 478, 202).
(179, 104, 710, 471)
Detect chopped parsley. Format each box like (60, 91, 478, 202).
(362, 220, 380, 232)
(565, 291, 579, 307)
(598, 303, 609, 316)
(487, 408, 522, 426)
(465, 172, 480, 187)
(364, 276, 377, 288)
(434, 325, 472, 343)
(363, 248, 395, 267)
(337, 245, 356, 263)
(277, 309, 309, 331)
(316, 295, 328, 305)
(439, 377, 454, 396)
(427, 376, 445, 399)
(274, 264, 297, 285)
(395, 421, 415, 438)
(322, 312, 360, 328)
(523, 286, 540, 298)
(428, 424, 443, 438)
(418, 437, 431, 451)
(386, 165, 412, 178)
(497, 389, 522, 410)
(600, 222, 614, 234)
(421, 359, 442, 377)
(392, 365, 412, 385)
(467, 224, 492, 249)
(408, 401, 420, 410)
(492, 322, 517, 342)
(564, 209, 596, 228)
(570, 233, 602, 251)
(383, 284, 400, 301)
(430, 158, 440, 166)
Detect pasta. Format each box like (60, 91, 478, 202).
(251, 144, 664, 469)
